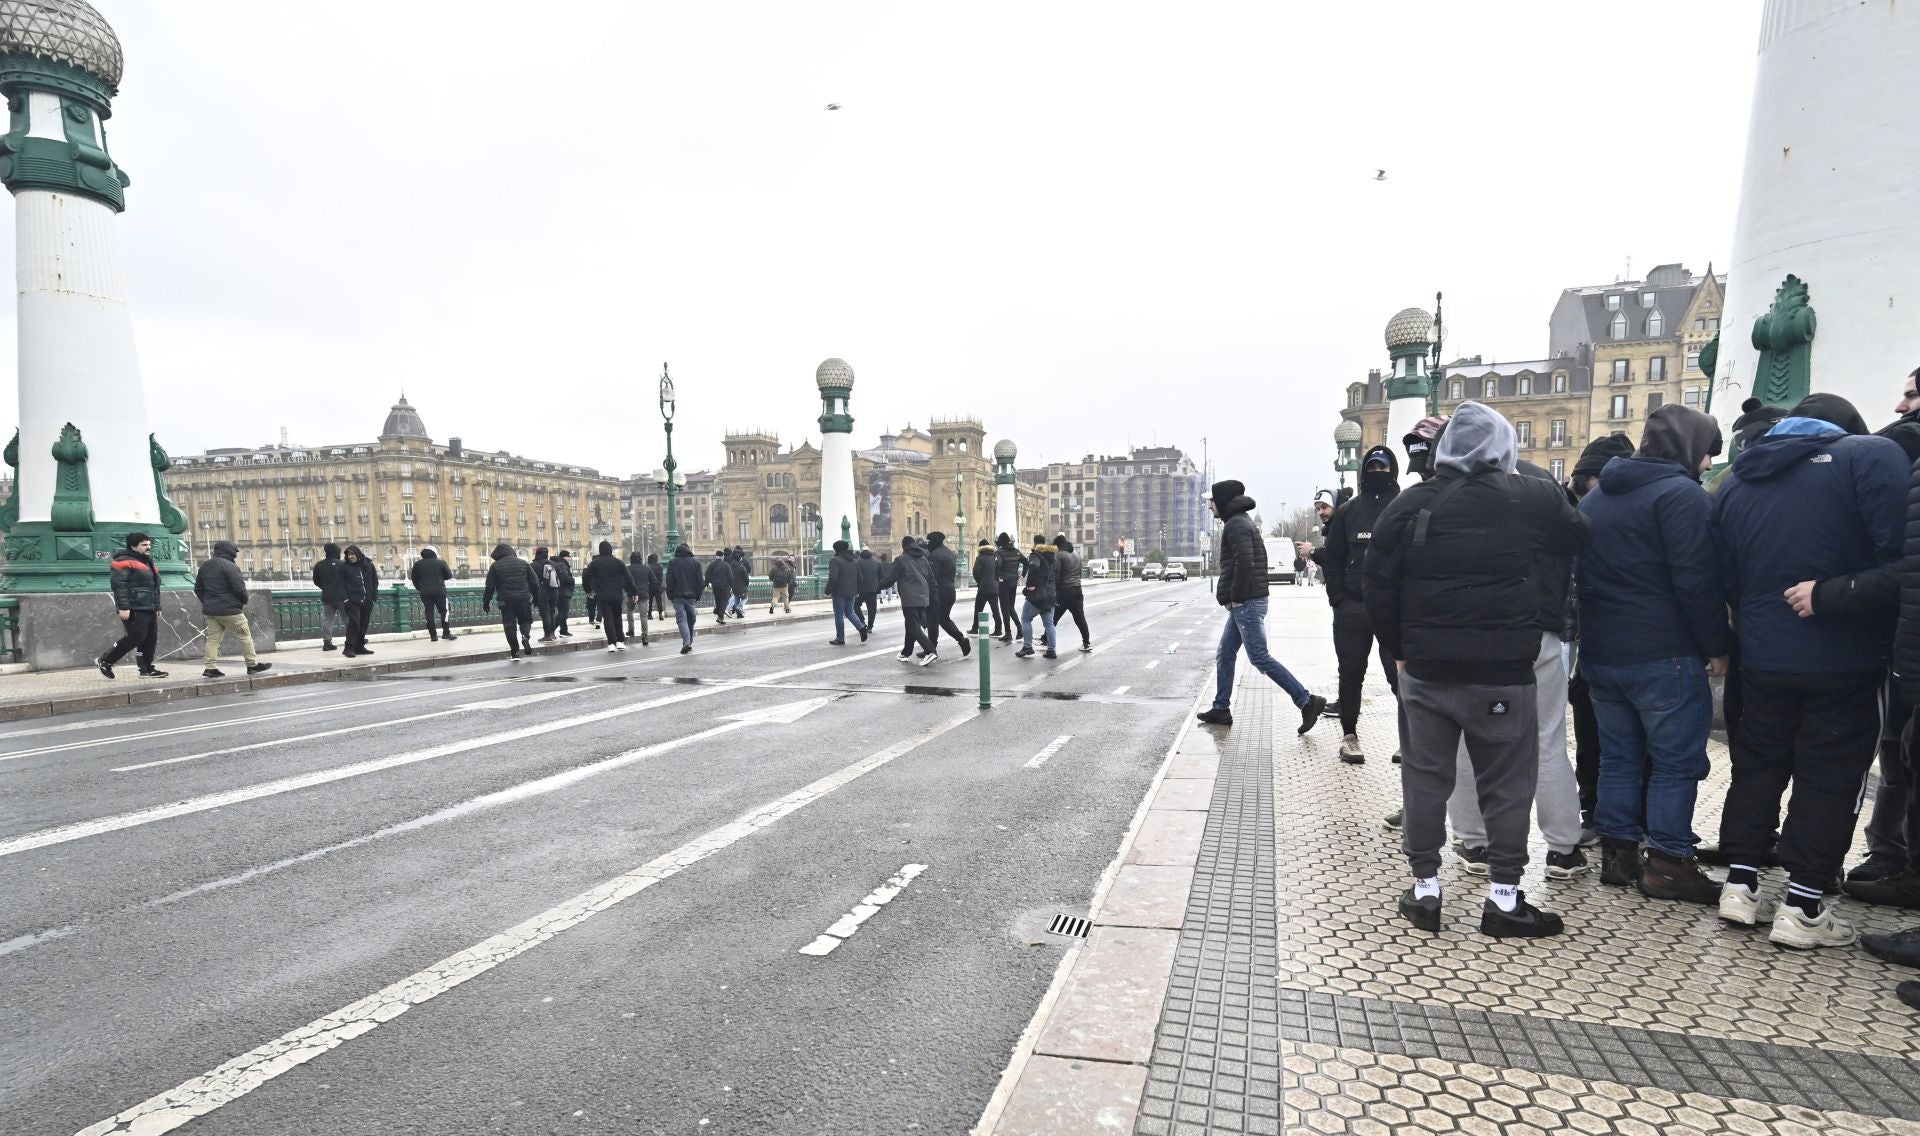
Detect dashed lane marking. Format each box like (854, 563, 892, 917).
(1165, 643, 1181, 654)
(797, 863, 928, 956)
(1022, 735, 1073, 769)
(1145, 660, 1161, 670)
(74, 708, 981, 1136)
(1112, 685, 1130, 696)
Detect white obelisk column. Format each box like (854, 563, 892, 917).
(815, 358, 861, 553)
(993, 439, 1019, 543)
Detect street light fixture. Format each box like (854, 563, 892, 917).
(658, 362, 682, 550)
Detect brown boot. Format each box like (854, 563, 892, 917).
(1637, 849, 1723, 905)
(1599, 837, 1642, 888)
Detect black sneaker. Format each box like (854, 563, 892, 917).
(321, 642, 338, 652)
(1079, 642, 1093, 653)
(1043, 650, 1058, 659)
(139, 668, 169, 678)
(1015, 647, 1035, 659)
(96, 657, 114, 679)
(1545, 849, 1590, 879)
(1897, 980, 1920, 1013)
(1196, 708, 1233, 726)
(1847, 869, 1920, 909)
(1861, 928, 1920, 969)
(1849, 855, 1903, 883)
(1391, 748, 1403, 765)
(1398, 889, 1442, 933)
(202, 668, 225, 678)
(858, 628, 869, 643)
(1455, 843, 1490, 877)
(680, 644, 692, 655)
(960, 640, 972, 658)
(828, 639, 846, 646)
(356, 648, 374, 656)
(1297, 694, 1328, 737)
(1479, 891, 1564, 938)
(247, 663, 272, 675)
(509, 650, 520, 660)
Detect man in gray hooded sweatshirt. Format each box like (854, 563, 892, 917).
(1364, 402, 1587, 938)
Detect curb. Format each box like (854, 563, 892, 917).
(0, 606, 836, 724)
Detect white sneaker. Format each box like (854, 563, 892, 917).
(615, 643, 628, 652)
(1718, 882, 1774, 926)
(1339, 734, 1364, 761)
(1768, 903, 1856, 949)
(607, 645, 621, 653)
(917, 652, 939, 667)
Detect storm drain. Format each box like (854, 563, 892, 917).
(1046, 914, 1091, 939)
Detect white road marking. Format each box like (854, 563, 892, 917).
(1008, 603, 1184, 694)
(1111, 685, 1130, 696)
(1022, 735, 1073, 769)
(111, 687, 599, 772)
(75, 708, 980, 1136)
(0, 651, 893, 860)
(1165, 643, 1181, 654)
(0, 691, 330, 742)
(797, 863, 928, 956)
(1145, 659, 1161, 670)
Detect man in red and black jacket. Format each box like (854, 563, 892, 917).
(96, 532, 167, 679)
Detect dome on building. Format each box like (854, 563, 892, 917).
(380, 395, 429, 441)
(993, 438, 1017, 462)
(1334, 419, 1363, 444)
(815, 358, 855, 391)
(1384, 307, 1434, 351)
(0, 0, 124, 92)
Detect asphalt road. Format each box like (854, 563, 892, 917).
(1, 579, 1223, 1136)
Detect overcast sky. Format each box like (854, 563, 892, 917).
(0, 1, 1762, 510)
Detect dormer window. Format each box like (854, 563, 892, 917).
(1606, 295, 1621, 311)
(1646, 310, 1664, 337)
(1641, 292, 1657, 308)
(1610, 312, 1628, 339)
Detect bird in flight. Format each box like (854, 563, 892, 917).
(826, 103, 842, 111)
(1373, 170, 1387, 181)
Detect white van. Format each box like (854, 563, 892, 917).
(1263, 539, 1298, 585)
(1084, 558, 1110, 578)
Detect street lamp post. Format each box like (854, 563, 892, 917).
(954, 470, 966, 584)
(659, 363, 681, 550)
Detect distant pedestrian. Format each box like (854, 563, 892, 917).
(409, 546, 454, 642)
(645, 552, 666, 618)
(626, 552, 651, 643)
(857, 548, 882, 629)
(554, 550, 577, 636)
(729, 548, 751, 619)
(885, 536, 939, 665)
(1052, 535, 1092, 652)
(972, 540, 1004, 637)
(667, 544, 704, 653)
(583, 541, 637, 652)
(769, 557, 794, 615)
(312, 542, 348, 652)
(532, 547, 559, 642)
(705, 549, 733, 623)
(95, 532, 167, 679)
(341, 544, 376, 658)
(194, 539, 271, 679)
(1015, 534, 1059, 660)
(826, 539, 869, 645)
(1198, 483, 1326, 732)
(994, 534, 1025, 644)
(482, 542, 540, 660)
(923, 533, 971, 657)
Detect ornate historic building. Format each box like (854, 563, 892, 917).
(163, 397, 627, 582)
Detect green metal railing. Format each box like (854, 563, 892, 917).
(0, 597, 19, 664)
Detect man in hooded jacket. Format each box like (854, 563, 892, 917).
(885, 536, 939, 664)
(1015, 534, 1058, 659)
(312, 543, 349, 651)
(705, 550, 733, 623)
(553, 551, 578, 636)
(1566, 433, 1638, 842)
(1577, 406, 1729, 903)
(482, 542, 541, 659)
(994, 534, 1025, 643)
(825, 540, 869, 645)
(1364, 403, 1586, 939)
(1199, 481, 1328, 732)
(409, 547, 454, 642)
(665, 544, 704, 653)
(1321, 444, 1403, 763)
(924, 533, 971, 657)
(340, 544, 374, 658)
(532, 548, 560, 641)
(195, 539, 270, 678)
(972, 540, 1003, 637)
(583, 541, 638, 651)
(729, 549, 751, 619)
(1710, 392, 1908, 948)
(1052, 535, 1092, 652)
(856, 548, 883, 630)
(626, 552, 652, 642)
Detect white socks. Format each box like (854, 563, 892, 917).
(1413, 877, 1441, 900)
(1489, 883, 1518, 912)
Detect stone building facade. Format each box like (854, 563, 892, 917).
(1033, 447, 1207, 560)
(163, 397, 627, 582)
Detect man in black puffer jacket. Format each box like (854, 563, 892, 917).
(195, 539, 269, 678)
(97, 532, 167, 679)
(856, 548, 883, 630)
(1320, 444, 1402, 762)
(409, 547, 454, 642)
(1053, 535, 1091, 652)
(825, 540, 869, 646)
(972, 540, 1003, 637)
(994, 534, 1025, 643)
(482, 542, 541, 659)
(885, 537, 939, 663)
(705, 550, 733, 623)
(340, 544, 375, 658)
(923, 532, 971, 657)
(626, 553, 652, 640)
(666, 544, 705, 653)
(312, 542, 349, 651)
(1014, 535, 1058, 659)
(582, 541, 638, 650)
(1198, 481, 1327, 734)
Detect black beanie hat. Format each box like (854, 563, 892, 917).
(1210, 479, 1244, 509)
(1572, 432, 1636, 478)
(1790, 392, 1870, 436)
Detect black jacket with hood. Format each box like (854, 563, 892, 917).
(1215, 496, 1268, 606)
(666, 545, 705, 600)
(1577, 405, 1729, 666)
(924, 533, 958, 602)
(1712, 394, 1908, 674)
(856, 550, 883, 594)
(1883, 411, 1920, 697)
(994, 536, 1025, 587)
(729, 553, 750, 593)
(194, 541, 250, 617)
(409, 549, 452, 597)
(341, 545, 373, 604)
(884, 539, 934, 607)
(312, 543, 348, 603)
(1053, 536, 1083, 596)
(1321, 445, 1401, 607)
(627, 553, 651, 598)
(1021, 541, 1058, 609)
(827, 543, 861, 599)
(583, 542, 636, 600)
(972, 545, 998, 594)
(704, 553, 733, 595)
(483, 543, 539, 608)
(553, 554, 576, 597)
(1363, 402, 1587, 685)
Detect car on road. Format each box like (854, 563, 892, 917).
(1162, 564, 1188, 581)
(1140, 561, 1163, 580)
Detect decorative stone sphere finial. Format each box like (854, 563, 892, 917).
(993, 439, 1017, 462)
(0, 0, 124, 91)
(815, 358, 855, 392)
(1334, 419, 1363, 444)
(1384, 307, 1435, 351)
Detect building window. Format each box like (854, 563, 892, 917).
(1641, 292, 1657, 309)
(1515, 420, 1533, 447)
(1647, 392, 1665, 413)
(1553, 373, 1567, 393)
(1685, 351, 1702, 372)
(1694, 318, 1705, 332)
(1684, 386, 1706, 408)
(770, 504, 789, 541)
(1483, 378, 1497, 398)
(738, 518, 750, 542)
(1646, 311, 1664, 337)
(1612, 359, 1629, 383)
(1551, 419, 1567, 445)
(1610, 312, 1627, 339)
(1518, 375, 1532, 396)
(1349, 390, 1360, 408)
(1610, 394, 1628, 419)
(1649, 356, 1667, 382)
(1551, 458, 1566, 481)
(1606, 294, 1621, 311)
(1707, 318, 1719, 331)
(1449, 380, 1463, 400)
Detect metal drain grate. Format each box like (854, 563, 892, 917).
(1046, 914, 1091, 939)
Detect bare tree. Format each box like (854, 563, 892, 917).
(1267, 506, 1322, 545)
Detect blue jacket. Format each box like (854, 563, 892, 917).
(1577, 457, 1728, 665)
(1711, 419, 1908, 674)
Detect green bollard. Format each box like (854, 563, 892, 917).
(977, 611, 992, 709)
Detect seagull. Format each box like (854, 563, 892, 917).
(1373, 170, 1387, 181)
(826, 103, 841, 111)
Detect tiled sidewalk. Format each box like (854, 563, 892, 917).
(981, 589, 1920, 1135)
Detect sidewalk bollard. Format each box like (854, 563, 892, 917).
(977, 612, 992, 709)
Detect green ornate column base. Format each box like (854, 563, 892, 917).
(1750, 274, 1816, 409)
(1, 521, 192, 592)
(1384, 374, 1432, 402)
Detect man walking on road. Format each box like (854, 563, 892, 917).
(972, 539, 1004, 638)
(312, 542, 348, 652)
(532, 548, 559, 642)
(769, 557, 794, 615)
(1364, 403, 1585, 939)
(729, 548, 751, 620)
(194, 539, 271, 679)
(826, 539, 870, 646)
(483, 542, 540, 660)
(857, 547, 882, 631)
(886, 536, 940, 664)
(409, 546, 454, 642)
(95, 532, 167, 679)
(994, 533, 1024, 644)
(705, 549, 733, 624)
(1197, 482, 1327, 732)
(667, 544, 705, 653)
(583, 541, 637, 652)
(924, 533, 972, 657)
(553, 550, 578, 636)
(340, 544, 375, 658)
(1052, 535, 1092, 652)
(1319, 444, 1402, 763)
(646, 552, 666, 619)
(626, 552, 652, 643)
(1015, 534, 1059, 660)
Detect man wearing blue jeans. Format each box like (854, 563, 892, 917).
(665, 543, 706, 655)
(1576, 404, 1729, 904)
(825, 540, 869, 646)
(1196, 479, 1327, 734)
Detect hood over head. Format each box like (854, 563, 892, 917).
(212, 540, 239, 560)
(491, 543, 513, 560)
(832, 540, 849, 553)
(648, 552, 660, 563)
(1209, 479, 1245, 510)
(1733, 416, 1848, 482)
(1637, 404, 1722, 477)
(860, 548, 874, 559)
(557, 550, 572, 561)
(1572, 432, 1636, 479)
(419, 546, 437, 559)
(345, 543, 366, 561)
(532, 547, 549, 561)
(1359, 444, 1400, 498)
(630, 552, 644, 564)
(674, 544, 693, 557)
(598, 541, 614, 556)
(1434, 401, 1517, 477)
(1790, 392, 1870, 436)
(323, 542, 341, 560)
(905, 539, 927, 557)
(996, 532, 1012, 548)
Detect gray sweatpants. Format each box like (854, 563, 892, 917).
(1401, 670, 1540, 886)
(1446, 632, 1582, 855)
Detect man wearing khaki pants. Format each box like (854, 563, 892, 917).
(195, 540, 271, 679)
